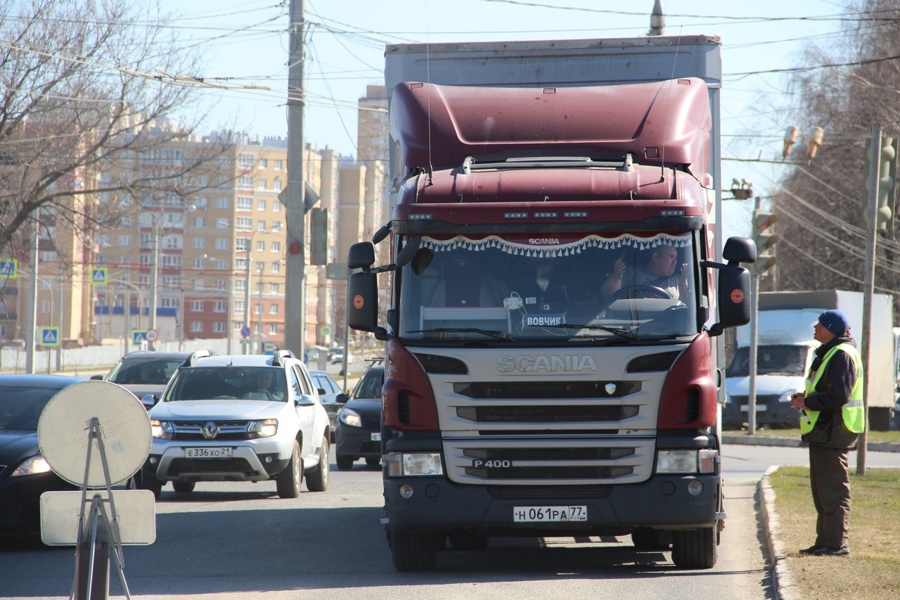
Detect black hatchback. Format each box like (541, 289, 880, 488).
(0, 374, 83, 537)
(335, 363, 384, 470)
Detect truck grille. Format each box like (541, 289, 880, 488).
(443, 438, 654, 486)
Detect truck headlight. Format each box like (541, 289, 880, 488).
(248, 418, 278, 438)
(150, 419, 174, 439)
(385, 452, 443, 477)
(339, 408, 362, 427)
(656, 449, 718, 475)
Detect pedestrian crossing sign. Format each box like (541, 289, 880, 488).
(0, 259, 17, 279)
(91, 267, 108, 285)
(40, 327, 60, 347)
(132, 330, 147, 346)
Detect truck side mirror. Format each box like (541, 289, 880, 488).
(710, 265, 751, 336)
(348, 242, 376, 269)
(347, 271, 388, 340)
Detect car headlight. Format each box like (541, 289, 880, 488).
(248, 418, 278, 438)
(11, 455, 53, 477)
(385, 452, 444, 477)
(150, 419, 174, 439)
(339, 408, 362, 427)
(656, 449, 718, 475)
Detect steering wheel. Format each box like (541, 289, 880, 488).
(609, 284, 672, 301)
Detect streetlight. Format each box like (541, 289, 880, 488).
(242, 228, 267, 354)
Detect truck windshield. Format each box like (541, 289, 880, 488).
(728, 345, 810, 377)
(398, 232, 699, 343)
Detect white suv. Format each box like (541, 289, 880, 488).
(138, 350, 330, 499)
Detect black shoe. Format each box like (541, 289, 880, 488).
(798, 545, 823, 555)
(811, 545, 850, 557)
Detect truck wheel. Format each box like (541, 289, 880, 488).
(139, 473, 163, 500)
(276, 441, 303, 498)
(172, 481, 195, 494)
(305, 436, 330, 492)
(390, 528, 441, 572)
(671, 528, 717, 569)
(336, 454, 355, 470)
(447, 531, 487, 551)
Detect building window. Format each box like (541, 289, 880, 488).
(192, 197, 208, 209)
(118, 234, 131, 245)
(257, 220, 266, 232)
(234, 299, 246, 315)
(237, 175, 253, 189)
(273, 179, 282, 191)
(271, 241, 281, 253)
(237, 196, 253, 210)
(268, 323, 279, 335)
(193, 216, 206, 228)
(257, 179, 267, 190)
(216, 197, 230, 209)
(215, 238, 229, 250)
(269, 304, 279, 315)
(272, 220, 282, 231)
(271, 261, 280, 273)
(192, 237, 206, 249)
(190, 321, 203, 333)
(40, 300, 51, 314)
(274, 159, 283, 170)
(213, 301, 226, 313)
(259, 158, 267, 168)
(219, 217, 234, 229)
(238, 153, 254, 169)
(270, 282, 280, 294)
(258, 199, 267, 211)
(213, 322, 226, 333)
(236, 217, 251, 231)
(256, 240, 265, 252)
(190, 300, 204, 312)
(236, 239, 249, 252)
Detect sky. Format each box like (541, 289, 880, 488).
(155, 0, 858, 239)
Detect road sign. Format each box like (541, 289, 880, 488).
(240, 326, 252, 338)
(145, 329, 159, 342)
(40, 327, 60, 347)
(0, 259, 17, 279)
(263, 341, 276, 356)
(320, 325, 332, 337)
(132, 330, 147, 346)
(91, 267, 108, 285)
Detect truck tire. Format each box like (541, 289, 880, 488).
(390, 528, 441, 571)
(671, 527, 717, 569)
(305, 436, 329, 492)
(276, 441, 303, 498)
(336, 454, 355, 470)
(172, 481, 195, 494)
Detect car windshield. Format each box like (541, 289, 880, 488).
(353, 369, 384, 400)
(109, 358, 187, 385)
(165, 367, 287, 402)
(0, 386, 66, 430)
(728, 345, 810, 377)
(398, 232, 698, 343)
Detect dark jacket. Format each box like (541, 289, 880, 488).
(802, 333, 860, 449)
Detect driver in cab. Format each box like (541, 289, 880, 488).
(600, 244, 689, 301)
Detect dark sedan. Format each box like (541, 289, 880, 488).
(335, 364, 383, 470)
(0, 374, 83, 537)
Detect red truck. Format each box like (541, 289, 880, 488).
(347, 36, 756, 571)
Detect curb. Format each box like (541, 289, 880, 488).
(723, 434, 900, 453)
(759, 466, 801, 600)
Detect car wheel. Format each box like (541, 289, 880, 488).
(336, 453, 355, 470)
(390, 528, 441, 572)
(276, 441, 303, 498)
(172, 481, 195, 494)
(305, 435, 329, 492)
(671, 527, 717, 569)
(139, 473, 163, 500)
(365, 456, 381, 467)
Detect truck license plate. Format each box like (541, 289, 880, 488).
(185, 447, 233, 459)
(513, 506, 587, 523)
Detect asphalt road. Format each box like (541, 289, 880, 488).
(4, 445, 897, 600)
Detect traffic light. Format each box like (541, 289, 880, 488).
(310, 208, 328, 266)
(752, 209, 777, 274)
(863, 135, 899, 233)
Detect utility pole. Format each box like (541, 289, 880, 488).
(284, 0, 307, 358)
(858, 126, 883, 476)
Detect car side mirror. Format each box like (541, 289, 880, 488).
(297, 394, 316, 406)
(90, 374, 103, 380)
(140, 394, 157, 409)
(336, 392, 349, 404)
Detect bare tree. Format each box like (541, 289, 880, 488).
(0, 0, 237, 263)
(774, 0, 900, 300)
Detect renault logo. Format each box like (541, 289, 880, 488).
(202, 421, 220, 439)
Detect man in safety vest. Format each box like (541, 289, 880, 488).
(789, 309, 865, 557)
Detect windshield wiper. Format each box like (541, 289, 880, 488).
(407, 327, 514, 341)
(540, 322, 637, 340)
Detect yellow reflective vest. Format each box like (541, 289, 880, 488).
(801, 342, 865, 434)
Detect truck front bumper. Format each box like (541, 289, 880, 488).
(383, 473, 721, 535)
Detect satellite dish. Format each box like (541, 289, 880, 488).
(37, 381, 152, 488)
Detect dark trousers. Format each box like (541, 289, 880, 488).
(808, 444, 852, 548)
